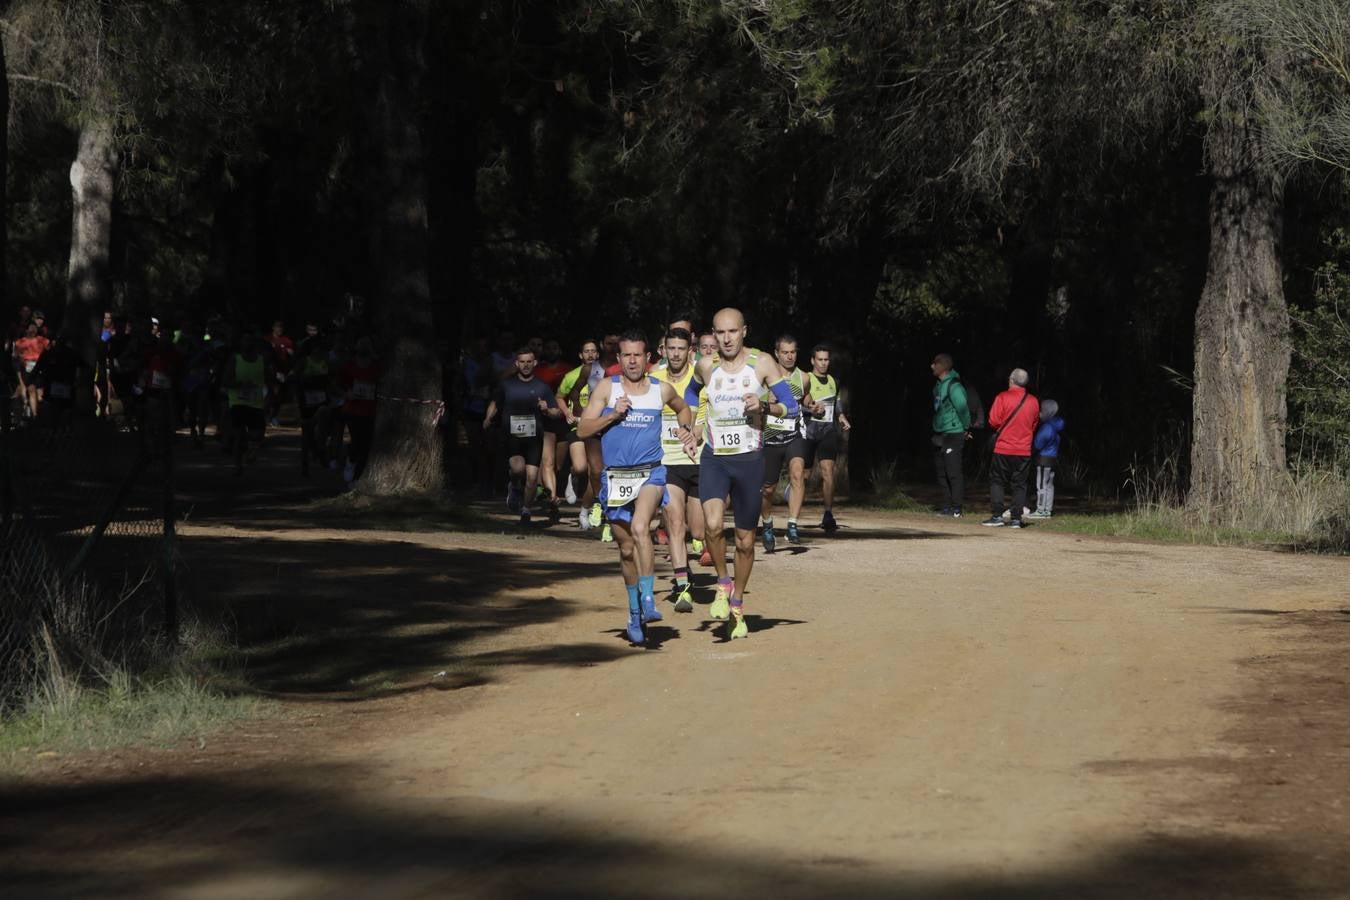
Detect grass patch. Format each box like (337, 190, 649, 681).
(1037, 509, 1302, 549)
(0, 668, 271, 767)
(857, 461, 927, 511)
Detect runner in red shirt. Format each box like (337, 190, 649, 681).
(265, 321, 295, 425)
(13, 324, 50, 418)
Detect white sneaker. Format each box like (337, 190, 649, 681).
(565, 480, 578, 505)
(577, 508, 591, 531)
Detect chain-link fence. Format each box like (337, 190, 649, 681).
(1, 390, 178, 711)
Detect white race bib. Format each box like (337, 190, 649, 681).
(817, 403, 835, 423)
(509, 415, 537, 438)
(304, 389, 327, 407)
(352, 380, 376, 401)
(48, 382, 72, 400)
(23, 360, 36, 373)
(606, 467, 651, 507)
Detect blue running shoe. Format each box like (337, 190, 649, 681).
(822, 510, 838, 532)
(761, 524, 776, 554)
(786, 522, 800, 544)
(640, 594, 663, 623)
(625, 612, 645, 645)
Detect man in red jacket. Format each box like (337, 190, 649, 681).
(982, 368, 1040, 529)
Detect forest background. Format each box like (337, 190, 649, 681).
(2, 0, 1347, 537)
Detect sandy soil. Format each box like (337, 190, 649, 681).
(3, 436, 1350, 898)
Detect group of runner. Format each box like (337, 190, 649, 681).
(480, 307, 851, 645)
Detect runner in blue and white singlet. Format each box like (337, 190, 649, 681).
(683, 308, 801, 640)
(579, 330, 696, 647)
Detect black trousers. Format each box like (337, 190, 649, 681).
(932, 432, 966, 508)
(990, 453, 1031, 518)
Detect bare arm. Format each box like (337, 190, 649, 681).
(576, 378, 620, 440)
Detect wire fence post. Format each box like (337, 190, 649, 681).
(162, 395, 178, 647)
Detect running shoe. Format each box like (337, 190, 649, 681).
(761, 524, 776, 554)
(625, 612, 645, 645)
(588, 503, 602, 528)
(822, 510, 838, 532)
(519, 509, 532, 527)
(577, 508, 591, 531)
(600, 523, 613, 543)
(506, 483, 521, 512)
(564, 480, 578, 505)
(1025, 510, 1051, 519)
(672, 587, 694, 613)
(710, 583, 731, 620)
(980, 516, 1005, 527)
(656, 528, 669, 546)
(786, 522, 800, 544)
(690, 538, 705, 555)
(699, 548, 713, 567)
(1008, 518, 1025, 529)
(640, 594, 663, 623)
(729, 609, 748, 639)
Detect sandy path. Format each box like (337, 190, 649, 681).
(4, 457, 1349, 898)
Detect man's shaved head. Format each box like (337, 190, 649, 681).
(712, 307, 744, 330)
(711, 308, 747, 360)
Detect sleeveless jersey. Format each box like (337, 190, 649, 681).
(655, 364, 700, 466)
(705, 362, 762, 456)
(600, 375, 664, 469)
(229, 355, 266, 409)
(806, 373, 838, 436)
(763, 368, 804, 446)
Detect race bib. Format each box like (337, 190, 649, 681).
(606, 467, 650, 508)
(237, 386, 265, 404)
(48, 382, 72, 400)
(150, 370, 172, 390)
(509, 415, 537, 438)
(712, 413, 756, 454)
(815, 402, 835, 424)
(304, 389, 327, 407)
(23, 360, 36, 373)
(352, 380, 376, 401)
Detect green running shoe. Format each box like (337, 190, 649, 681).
(729, 609, 748, 639)
(690, 538, 705, 555)
(600, 523, 613, 543)
(588, 503, 602, 528)
(709, 583, 731, 620)
(673, 587, 694, 613)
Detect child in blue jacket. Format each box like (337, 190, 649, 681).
(1028, 399, 1064, 518)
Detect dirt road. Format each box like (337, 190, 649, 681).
(4, 441, 1350, 898)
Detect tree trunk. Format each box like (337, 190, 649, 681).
(0, 19, 9, 332)
(65, 117, 116, 399)
(355, 0, 443, 496)
(1189, 81, 1289, 517)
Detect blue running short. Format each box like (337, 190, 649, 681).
(699, 449, 764, 530)
(599, 464, 669, 524)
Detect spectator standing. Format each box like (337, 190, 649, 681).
(338, 336, 381, 485)
(982, 368, 1040, 529)
(929, 352, 972, 517)
(1027, 399, 1064, 519)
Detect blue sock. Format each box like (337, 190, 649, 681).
(638, 575, 655, 599)
(626, 584, 640, 614)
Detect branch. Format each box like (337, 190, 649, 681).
(9, 73, 80, 97)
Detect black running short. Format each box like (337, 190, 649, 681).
(699, 450, 764, 531)
(801, 428, 838, 467)
(665, 464, 700, 496)
(762, 437, 805, 486)
(506, 435, 544, 467)
(230, 405, 266, 435)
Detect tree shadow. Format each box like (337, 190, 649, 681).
(0, 763, 1324, 899)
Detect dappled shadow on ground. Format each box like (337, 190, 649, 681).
(0, 762, 1327, 899)
(181, 532, 619, 697)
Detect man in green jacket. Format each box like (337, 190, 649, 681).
(931, 353, 972, 517)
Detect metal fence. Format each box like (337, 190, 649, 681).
(0, 389, 178, 710)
